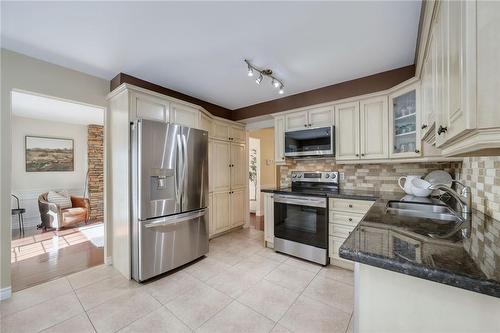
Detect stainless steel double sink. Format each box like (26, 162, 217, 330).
(386, 201, 463, 224)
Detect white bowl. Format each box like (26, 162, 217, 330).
(410, 178, 432, 197)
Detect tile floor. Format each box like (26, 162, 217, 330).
(0, 227, 354, 333)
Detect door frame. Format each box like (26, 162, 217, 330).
(248, 137, 261, 216)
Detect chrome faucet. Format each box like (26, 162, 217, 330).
(429, 180, 472, 219)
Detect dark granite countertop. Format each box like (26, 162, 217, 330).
(261, 187, 390, 201)
(339, 194, 500, 298)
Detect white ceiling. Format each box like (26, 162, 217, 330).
(2, 1, 421, 110)
(12, 91, 104, 125)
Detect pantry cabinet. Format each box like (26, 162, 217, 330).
(389, 83, 421, 158)
(170, 102, 199, 128)
(230, 188, 246, 228)
(210, 140, 231, 192)
(213, 191, 231, 233)
(274, 116, 286, 165)
(230, 143, 247, 189)
(285, 106, 334, 132)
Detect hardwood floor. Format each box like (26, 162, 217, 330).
(10, 223, 104, 292)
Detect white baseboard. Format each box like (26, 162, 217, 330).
(105, 256, 113, 265)
(0, 286, 12, 300)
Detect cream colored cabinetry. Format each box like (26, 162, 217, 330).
(389, 83, 421, 158)
(335, 98, 388, 161)
(329, 198, 374, 270)
(132, 92, 169, 122)
(335, 102, 360, 160)
(170, 103, 199, 128)
(285, 107, 334, 131)
(230, 143, 246, 189)
(199, 112, 212, 134)
(229, 126, 246, 143)
(210, 140, 231, 192)
(230, 188, 246, 228)
(263, 192, 274, 247)
(274, 116, 286, 165)
(208, 193, 214, 237)
(211, 119, 246, 143)
(212, 191, 231, 234)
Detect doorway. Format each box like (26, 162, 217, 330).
(10, 90, 106, 291)
(248, 127, 276, 231)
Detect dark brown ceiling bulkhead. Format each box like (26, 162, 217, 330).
(110, 65, 415, 122)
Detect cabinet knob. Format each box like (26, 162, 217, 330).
(437, 125, 448, 135)
(304, 124, 307, 127)
(415, 149, 420, 154)
(421, 124, 428, 130)
(308, 124, 312, 127)
(355, 154, 359, 157)
(348, 218, 353, 221)
(282, 157, 285, 160)
(348, 204, 353, 208)
(361, 153, 365, 157)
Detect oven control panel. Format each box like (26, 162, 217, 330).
(291, 171, 339, 183)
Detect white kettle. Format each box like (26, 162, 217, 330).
(398, 175, 420, 195)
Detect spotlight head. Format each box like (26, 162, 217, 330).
(279, 85, 284, 94)
(247, 66, 254, 77)
(272, 79, 280, 88)
(256, 74, 263, 85)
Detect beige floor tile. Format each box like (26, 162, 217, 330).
(232, 254, 280, 279)
(197, 301, 274, 333)
(303, 276, 354, 314)
(264, 263, 316, 293)
(118, 307, 190, 333)
(184, 257, 232, 281)
(68, 264, 120, 290)
(318, 266, 354, 286)
(87, 289, 161, 333)
(41, 313, 96, 333)
(255, 248, 289, 263)
(144, 270, 205, 305)
(270, 324, 292, 333)
(206, 266, 261, 298)
(1, 293, 84, 333)
(237, 280, 299, 322)
(279, 295, 350, 333)
(206, 248, 246, 266)
(166, 283, 231, 330)
(0, 277, 73, 318)
(75, 274, 140, 310)
(283, 257, 322, 274)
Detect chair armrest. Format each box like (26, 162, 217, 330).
(71, 196, 90, 210)
(39, 197, 60, 213)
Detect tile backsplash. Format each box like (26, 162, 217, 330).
(279, 158, 459, 192)
(456, 156, 500, 220)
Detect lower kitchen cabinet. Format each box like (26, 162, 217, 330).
(230, 188, 246, 228)
(263, 192, 274, 247)
(210, 189, 246, 237)
(212, 191, 230, 234)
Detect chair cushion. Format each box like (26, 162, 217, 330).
(47, 190, 72, 209)
(61, 207, 87, 225)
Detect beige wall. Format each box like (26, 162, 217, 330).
(248, 128, 276, 188)
(1, 49, 109, 292)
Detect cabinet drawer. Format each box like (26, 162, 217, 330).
(329, 198, 374, 214)
(329, 236, 346, 257)
(329, 223, 355, 238)
(329, 211, 364, 228)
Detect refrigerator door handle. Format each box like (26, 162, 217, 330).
(144, 209, 207, 228)
(181, 133, 188, 208)
(175, 134, 184, 204)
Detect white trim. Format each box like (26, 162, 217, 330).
(335, 156, 463, 165)
(0, 286, 12, 300)
(441, 128, 500, 156)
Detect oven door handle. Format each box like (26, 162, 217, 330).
(274, 195, 326, 208)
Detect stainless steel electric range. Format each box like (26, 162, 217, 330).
(274, 171, 339, 265)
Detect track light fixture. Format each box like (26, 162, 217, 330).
(244, 59, 284, 95)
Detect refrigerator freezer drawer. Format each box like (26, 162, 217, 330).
(133, 209, 209, 281)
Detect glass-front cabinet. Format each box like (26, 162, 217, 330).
(389, 83, 421, 158)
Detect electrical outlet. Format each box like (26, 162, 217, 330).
(339, 172, 345, 181)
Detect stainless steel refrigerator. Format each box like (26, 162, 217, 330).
(131, 119, 209, 282)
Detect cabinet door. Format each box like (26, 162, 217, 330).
(212, 121, 230, 141)
(420, 52, 433, 137)
(308, 107, 334, 128)
(199, 112, 212, 135)
(335, 102, 360, 160)
(263, 193, 274, 245)
(212, 140, 231, 192)
(360, 97, 389, 159)
(389, 84, 421, 158)
(133, 93, 169, 122)
(170, 103, 199, 128)
(359, 226, 389, 255)
(274, 116, 285, 165)
(285, 111, 308, 131)
(213, 191, 230, 233)
(208, 193, 214, 237)
(230, 143, 246, 189)
(229, 126, 246, 143)
(230, 188, 246, 228)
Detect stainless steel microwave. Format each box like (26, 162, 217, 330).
(284, 126, 335, 157)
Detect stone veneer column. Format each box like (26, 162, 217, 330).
(87, 125, 104, 222)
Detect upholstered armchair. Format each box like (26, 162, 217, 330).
(38, 193, 90, 230)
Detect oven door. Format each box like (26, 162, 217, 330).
(284, 126, 334, 157)
(273, 195, 327, 248)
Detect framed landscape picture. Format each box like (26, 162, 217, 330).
(25, 136, 74, 172)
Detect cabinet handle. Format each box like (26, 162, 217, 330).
(361, 153, 365, 157)
(415, 149, 420, 154)
(355, 154, 359, 157)
(437, 125, 448, 135)
(348, 218, 353, 222)
(304, 124, 307, 127)
(421, 124, 428, 130)
(349, 204, 353, 208)
(308, 124, 312, 127)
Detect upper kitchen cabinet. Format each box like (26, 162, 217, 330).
(211, 119, 246, 143)
(389, 83, 421, 158)
(274, 116, 286, 165)
(335, 102, 360, 160)
(199, 111, 212, 135)
(360, 96, 389, 159)
(285, 106, 334, 131)
(229, 126, 246, 143)
(170, 102, 199, 128)
(131, 91, 169, 122)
